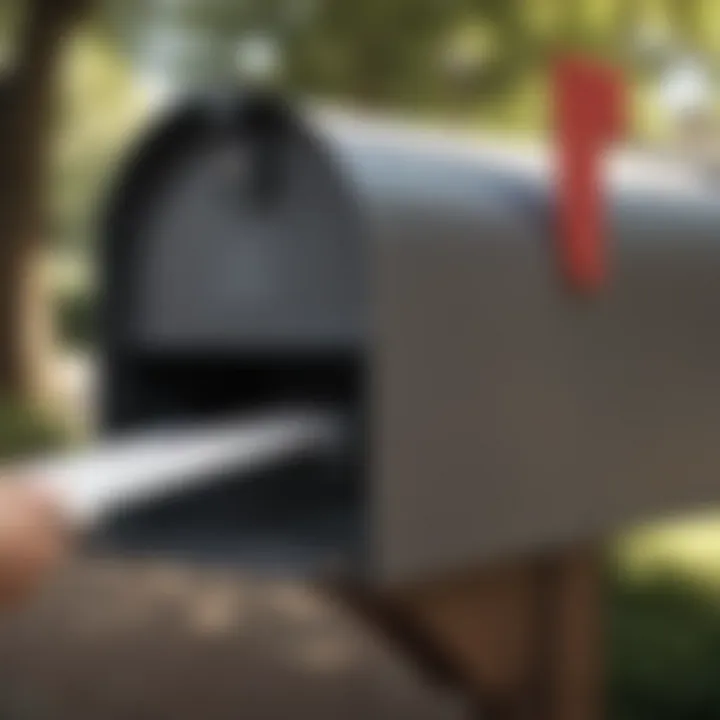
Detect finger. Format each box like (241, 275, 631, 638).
(1, 480, 74, 546)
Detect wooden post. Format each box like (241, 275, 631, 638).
(540, 546, 604, 720)
(336, 545, 604, 720)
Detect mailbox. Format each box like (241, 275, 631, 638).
(98, 89, 720, 585)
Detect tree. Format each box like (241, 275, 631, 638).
(0, 0, 89, 401)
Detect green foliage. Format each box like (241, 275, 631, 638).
(611, 570, 720, 720)
(57, 285, 94, 349)
(0, 401, 70, 462)
(0, 0, 21, 67)
(53, 30, 144, 255)
(94, 0, 720, 133)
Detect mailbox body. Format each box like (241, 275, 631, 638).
(100, 93, 720, 585)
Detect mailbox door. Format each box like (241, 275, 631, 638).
(98, 96, 368, 575)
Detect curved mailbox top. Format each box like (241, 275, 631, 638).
(320, 108, 720, 249)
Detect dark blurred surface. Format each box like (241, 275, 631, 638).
(0, 558, 463, 720)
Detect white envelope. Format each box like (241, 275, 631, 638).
(9, 408, 343, 528)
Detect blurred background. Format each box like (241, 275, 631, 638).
(2, 1, 720, 718)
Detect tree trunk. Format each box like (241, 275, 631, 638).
(0, 0, 88, 402)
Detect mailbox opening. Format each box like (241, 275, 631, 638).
(99, 353, 367, 574)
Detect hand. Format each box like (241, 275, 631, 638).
(0, 482, 69, 609)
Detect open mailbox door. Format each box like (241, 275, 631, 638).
(98, 93, 368, 575)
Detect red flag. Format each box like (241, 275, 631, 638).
(554, 57, 627, 293)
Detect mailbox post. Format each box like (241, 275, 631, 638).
(97, 88, 720, 719)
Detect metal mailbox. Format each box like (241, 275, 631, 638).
(98, 90, 720, 585)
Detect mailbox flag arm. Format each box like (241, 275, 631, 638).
(554, 57, 627, 293)
(11, 408, 346, 529)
